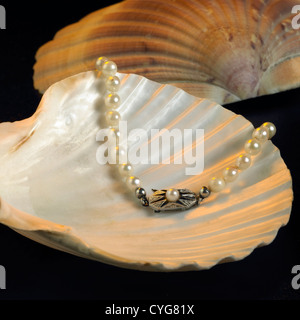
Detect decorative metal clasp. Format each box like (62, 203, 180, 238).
(148, 189, 199, 213)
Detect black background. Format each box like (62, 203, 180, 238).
(0, 0, 299, 301)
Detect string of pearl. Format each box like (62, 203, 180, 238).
(95, 56, 276, 209)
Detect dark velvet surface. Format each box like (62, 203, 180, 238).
(0, 1, 299, 301)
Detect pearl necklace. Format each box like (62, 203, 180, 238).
(96, 57, 277, 213)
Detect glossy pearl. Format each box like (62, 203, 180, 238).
(118, 163, 133, 176)
(261, 122, 276, 139)
(105, 110, 121, 127)
(126, 176, 141, 190)
(108, 146, 127, 164)
(223, 166, 239, 182)
(252, 127, 269, 143)
(95, 56, 108, 71)
(105, 93, 121, 109)
(106, 76, 121, 92)
(236, 154, 252, 170)
(116, 146, 127, 162)
(244, 139, 261, 155)
(102, 61, 118, 77)
(166, 189, 180, 202)
(108, 128, 121, 141)
(208, 177, 226, 193)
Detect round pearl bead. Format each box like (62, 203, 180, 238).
(95, 56, 108, 71)
(105, 110, 121, 127)
(236, 154, 251, 170)
(252, 127, 269, 143)
(118, 163, 133, 176)
(115, 146, 127, 163)
(108, 146, 127, 164)
(106, 76, 121, 92)
(108, 128, 121, 140)
(223, 166, 239, 182)
(105, 93, 121, 109)
(244, 138, 261, 155)
(126, 176, 141, 191)
(165, 189, 180, 202)
(102, 61, 118, 77)
(208, 177, 226, 193)
(261, 122, 276, 139)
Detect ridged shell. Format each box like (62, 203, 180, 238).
(34, 0, 300, 104)
(0, 71, 293, 271)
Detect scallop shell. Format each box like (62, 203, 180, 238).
(33, 0, 300, 104)
(0, 70, 293, 271)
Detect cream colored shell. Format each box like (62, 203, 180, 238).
(34, 0, 300, 104)
(0, 71, 293, 271)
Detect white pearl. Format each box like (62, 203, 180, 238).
(105, 111, 121, 127)
(107, 128, 121, 141)
(108, 146, 127, 164)
(165, 189, 180, 202)
(252, 127, 269, 143)
(106, 76, 121, 92)
(236, 154, 252, 170)
(244, 139, 261, 155)
(118, 163, 133, 177)
(261, 122, 276, 139)
(116, 146, 127, 163)
(95, 56, 108, 71)
(208, 177, 226, 193)
(102, 61, 118, 77)
(223, 166, 239, 182)
(126, 176, 141, 190)
(105, 93, 121, 109)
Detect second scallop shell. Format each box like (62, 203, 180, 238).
(34, 0, 300, 104)
(0, 70, 293, 271)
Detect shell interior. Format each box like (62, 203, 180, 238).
(0, 71, 293, 271)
